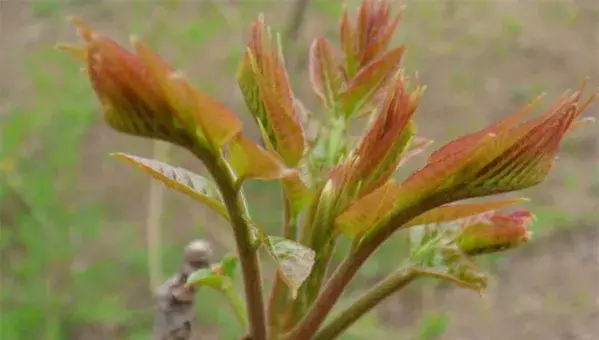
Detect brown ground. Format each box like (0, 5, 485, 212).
(1, 0, 598, 339)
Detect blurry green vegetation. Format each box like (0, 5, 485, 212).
(417, 313, 450, 340)
(1, 1, 595, 339)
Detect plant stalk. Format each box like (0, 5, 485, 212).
(284, 243, 368, 340)
(267, 196, 296, 336)
(313, 268, 417, 340)
(202, 152, 267, 340)
(286, 198, 437, 340)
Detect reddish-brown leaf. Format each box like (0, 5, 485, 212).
(238, 15, 306, 167)
(331, 75, 423, 198)
(428, 94, 545, 164)
(309, 37, 342, 109)
(59, 18, 242, 152)
(338, 47, 406, 117)
(397, 84, 597, 205)
(404, 198, 527, 228)
(397, 137, 434, 168)
(228, 134, 293, 183)
(132, 38, 242, 149)
(340, 6, 357, 76)
(456, 210, 534, 255)
(340, 0, 404, 75)
(335, 182, 398, 237)
(359, 1, 404, 66)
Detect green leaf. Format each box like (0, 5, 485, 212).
(187, 268, 225, 288)
(219, 254, 238, 278)
(228, 134, 294, 184)
(112, 153, 228, 219)
(282, 168, 314, 216)
(417, 312, 450, 340)
(187, 267, 247, 327)
(409, 226, 487, 292)
(261, 236, 315, 298)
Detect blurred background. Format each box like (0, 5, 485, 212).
(1, 0, 597, 339)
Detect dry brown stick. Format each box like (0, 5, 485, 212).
(285, 0, 311, 42)
(146, 140, 170, 290)
(154, 240, 213, 340)
(286, 0, 312, 72)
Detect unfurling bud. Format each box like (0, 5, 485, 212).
(237, 14, 305, 168)
(309, 37, 343, 109)
(57, 17, 242, 154)
(331, 74, 424, 200)
(325, 0, 407, 117)
(340, 0, 404, 75)
(334, 82, 595, 239)
(456, 210, 534, 255)
(397, 81, 597, 206)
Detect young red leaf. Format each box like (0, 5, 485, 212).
(397, 137, 434, 168)
(131, 37, 242, 150)
(335, 83, 595, 242)
(340, 0, 404, 76)
(396, 84, 597, 206)
(456, 210, 534, 255)
(58, 18, 242, 153)
(237, 14, 305, 167)
(355, 0, 404, 67)
(331, 75, 423, 198)
(404, 198, 527, 228)
(338, 47, 406, 117)
(57, 18, 185, 145)
(227, 135, 312, 212)
(112, 153, 229, 220)
(309, 37, 342, 109)
(428, 94, 546, 165)
(335, 182, 398, 237)
(228, 134, 294, 183)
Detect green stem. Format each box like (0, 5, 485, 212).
(224, 286, 250, 329)
(313, 268, 417, 340)
(283, 197, 298, 241)
(202, 152, 267, 340)
(284, 242, 369, 340)
(267, 196, 297, 337)
(285, 197, 437, 340)
(290, 188, 337, 326)
(300, 239, 335, 314)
